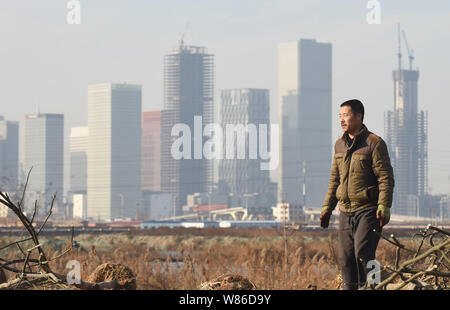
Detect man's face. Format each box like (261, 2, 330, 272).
(339, 105, 362, 134)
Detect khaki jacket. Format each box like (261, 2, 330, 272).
(323, 124, 394, 213)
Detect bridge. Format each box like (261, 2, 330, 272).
(161, 207, 252, 221)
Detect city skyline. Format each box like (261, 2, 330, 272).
(0, 1, 449, 198)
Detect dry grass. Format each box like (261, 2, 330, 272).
(87, 263, 137, 289)
(0, 228, 426, 290)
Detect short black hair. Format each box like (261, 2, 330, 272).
(340, 99, 364, 122)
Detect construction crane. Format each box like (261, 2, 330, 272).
(401, 28, 414, 70)
(178, 21, 190, 48)
(397, 24, 402, 73)
(397, 24, 403, 98)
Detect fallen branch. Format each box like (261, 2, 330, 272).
(375, 236, 450, 290)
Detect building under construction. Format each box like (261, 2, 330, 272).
(384, 26, 428, 216)
(161, 42, 215, 216)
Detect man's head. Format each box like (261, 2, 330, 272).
(339, 99, 364, 136)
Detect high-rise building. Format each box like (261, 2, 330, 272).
(278, 38, 332, 206)
(70, 126, 88, 193)
(87, 83, 142, 220)
(142, 111, 161, 192)
(161, 43, 214, 215)
(440, 195, 449, 220)
(24, 113, 64, 215)
(384, 27, 427, 216)
(219, 89, 276, 208)
(0, 116, 19, 192)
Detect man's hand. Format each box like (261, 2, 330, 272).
(376, 204, 390, 227)
(320, 206, 333, 228)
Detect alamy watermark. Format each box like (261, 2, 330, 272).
(366, 259, 381, 286)
(66, 260, 81, 284)
(170, 116, 279, 171)
(366, 0, 381, 24)
(67, 0, 81, 25)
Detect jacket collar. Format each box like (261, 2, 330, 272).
(341, 124, 368, 149)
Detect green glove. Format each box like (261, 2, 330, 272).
(376, 204, 390, 227)
(320, 206, 333, 228)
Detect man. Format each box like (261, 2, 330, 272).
(321, 99, 394, 290)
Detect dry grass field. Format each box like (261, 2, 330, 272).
(1, 227, 423, 290)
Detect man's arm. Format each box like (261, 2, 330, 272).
(323, 154, 340, 210)
(372, 139, 395, 208)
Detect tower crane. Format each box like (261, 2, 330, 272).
(401, 29, 414, 70)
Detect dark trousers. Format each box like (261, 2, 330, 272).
(338, 205, 381, 290)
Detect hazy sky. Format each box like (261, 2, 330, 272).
(1, 0, 449, 195)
